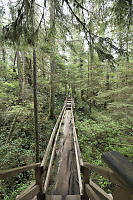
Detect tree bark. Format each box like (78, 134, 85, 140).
(2, 48, 7, 81)
(80, 57, 84, 100)
(33, 47, 39, 163)
(16, 50, 23, 99)
(49, 0, 56, 119)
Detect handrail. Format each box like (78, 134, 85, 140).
(0, 163, 40, 179)
(16, 184, 40, 200)
(102, 151, 133, 190)
(41, 101, 66, 170)
(81, 162, 122, 186)
(2, 98, 133, 200)
(81, 152, 133, 200)
(71, 106, 83, 195)
(43, 107, 66, 192)
(0, 100, 67, 200)
(85, 184, 101, 200)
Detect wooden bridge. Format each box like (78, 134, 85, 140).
(0, 98, 133, 200)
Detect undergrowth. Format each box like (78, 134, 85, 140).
(75, 99, 133, 193)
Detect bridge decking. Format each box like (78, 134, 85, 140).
(1, 98, 133, 200)
(51, 109, 79, 195)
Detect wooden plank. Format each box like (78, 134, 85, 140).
(73, 133, 83, 195)
(45, 195, 81, 200)
(82, 162, 122, 186)
(82, 167, 90, 200)
(41, 103, 66, 169)
(113, 185, 133, 200)
(66, 195, 81, 200)
(43, 110, 65, 192)
(0, 163, 40, 179)
(102, 151, 133, 190)
(16, 182, 36, 197)
(45, 195, 62, 200)
(85, 184, 101, 200)
(35, 166, 43, 196)
(89, 180, 113, 200)
(71, 111, 83, 166)
(16, 185, 40, 200)
(71, 109, 83, 195)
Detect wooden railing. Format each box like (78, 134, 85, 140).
(0, 100, 67, 200)
(81, 151, 133, 200)
(1, 98, 133, 200)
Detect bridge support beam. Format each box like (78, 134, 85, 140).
(82, 166, 90, 200)
(35, 166, 44, 200)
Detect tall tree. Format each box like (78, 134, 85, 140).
(49, 0, 56, 119)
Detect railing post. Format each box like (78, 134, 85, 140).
(82, 166, 90, 200)
(113, 185, 132, 200)
(35, 166, 44, 200)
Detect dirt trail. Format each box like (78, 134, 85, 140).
(51, 110, 79, 195)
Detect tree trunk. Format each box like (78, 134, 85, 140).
(13, 51, 17, 72)
(49, 55, 55, 119)
(87, 5, 94, 97)
(106, 72, 110, 90)
(80, 57, 84, 100)
(2, 48, 7, 81)
(16, 50, 23, 100)
(25, 57, 33, 86)
(49, 0, 55, 119)
(22, 51, 26, 98)
(33, 47, 39, 163)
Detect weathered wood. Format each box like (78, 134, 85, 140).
(16, 185, 40, 200)
(41, 103, 66, 169)
(113, 185, 133, 200)
(102, 151, 133, 190)
(89, 180, 113, 200)
(53, 109, 79, 195)
(85, 184, 101, 200)
(45, 195, 81, 200)
(72, 109, 83, 195)
(66, 102, 71, 110)
(71, 111, 83, 166)
(82, 166, 90, 200)
(73, 131, 82, 195)
(35, 166, 44, 199)
(0, 163, 40, 179)
(16, 181, 35, 198)
(33, 47, 39, 163)
(43, 110, 65, 192)
(82, 162, 122, 186)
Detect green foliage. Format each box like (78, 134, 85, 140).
(0, 0, 132, 198)
(76, 92, 133, 192)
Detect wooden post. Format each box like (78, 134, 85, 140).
(113, 185, 133, 200)
(82, 166, 90, 200)
(35, 166, 44, 200)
